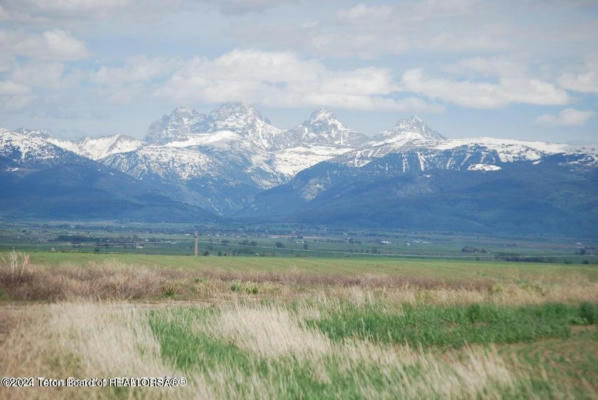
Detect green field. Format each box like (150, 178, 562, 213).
(2, 222, 596, 264)
(19, 251, 598, 279)
(0, 250, 597, 399)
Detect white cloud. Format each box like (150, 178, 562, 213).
(91, 56, 180, 103)
(0, 0, 131, 21)
(0, 80, 30, 96)
(25, 0, 131, 14)
(0, 4, 8, 20)
(1, 0, 289, 22)
(0, 80, 34, 110)
(558, 57, 598, 94)
(445, 56, 527, 78)
(311, 1, 506, 58)
(0, 29, 88, 61)
(209, 0, 293, 15)
(157, 49, 441, 112)
(401, 67, 570, 109)
(9, 61, 82, 89)
(0, 30, 87, 109)
(93, 56, 179, 85)
(536, 108, 595, 127)
(337, 4, 393, 22)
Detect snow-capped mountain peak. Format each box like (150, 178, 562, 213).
(145, 103, 283, 150)
(309, 108, 337, 122)
(307, 108, 348, 133)
(75, 133, 143, 160)
(146, 106, 206, 144)
(14, 128, 52, 139)
(18, 131, 143, 161)
(284, 108, 367, 148)
(209, 102, 265, 124)
(0, 128, 67, 162)
(382, 116, 446, 143)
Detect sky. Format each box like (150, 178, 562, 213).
(0, 0, 597, 143)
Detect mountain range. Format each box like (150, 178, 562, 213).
(1, 103, 597, 237)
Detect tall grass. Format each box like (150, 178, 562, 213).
(1, 301, 594, 399)
(1, 254, 597, 398)
(310, 302, 596, 348)
(1, 258, 597, 305)
(149, 305, 524, 399)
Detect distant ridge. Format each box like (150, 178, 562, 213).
(1, 104, 597, 236)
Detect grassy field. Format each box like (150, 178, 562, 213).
(0, 251, 597, 399)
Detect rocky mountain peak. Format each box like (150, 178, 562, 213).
(14, 128, 52, 139)
(284, 108, 367, 147)
(385, 116, 446, 142)
(211, 102, 262, 119)
(305, 109, 348, 133)
(145, 106, 206, 144)
(206, 102, 274, 132)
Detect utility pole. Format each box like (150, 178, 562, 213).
(194, 230, 198, 257)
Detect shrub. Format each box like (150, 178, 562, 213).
(579, 302, 598, 324)
(0, 250, 32, 285)
(162, 285, 176, 297)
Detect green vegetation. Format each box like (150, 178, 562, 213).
(147, 306, 524, 399)
(9, 251, 598, 283)
(311, 302, 596, 348)
(1, 222, 596, 264)
(145, 302, 598, 399)
(1, 249, 597, 399)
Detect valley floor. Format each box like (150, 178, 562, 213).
(0, 253, 597, 399)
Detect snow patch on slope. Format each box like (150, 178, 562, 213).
(468, 163, 502, 171)
(0, 128, 62, 160)
(434, 137, 568, 162)
(105, 146, 212, 181)
(165, 131, 241, 149)
(273, 145, 352, 177)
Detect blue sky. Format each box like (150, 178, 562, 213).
(0, 0, 597, 143)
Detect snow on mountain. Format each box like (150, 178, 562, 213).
(74, 134, 143, 160)
(339, 116, 446, 167)
(43, 133, 143, 160)
(5, 105, 597, 216)
(272, 145, 352, 177)
(468, 163, 502, 171)
(146, 106, 205, 144)
(11, 128, 143, 161)
(145, 103, 284, 150)
(434, 137, 567, 163)
(132, 104, 364, 187)
(0, 128, 65, 162)
(103, 145, 212, 181)
(45, 137, 81, 154)
(283, 109, 368, 147)
(336, 116, 597, 170)
(164, 130, 241, 149)
(202, 103, 284, 150)
(381, 116, 445, 143)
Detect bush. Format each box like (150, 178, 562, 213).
(162, 285, 176, 297)
(579, 302, 598, 324)
(311, 302, 585, 348)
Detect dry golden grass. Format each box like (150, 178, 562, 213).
(214, 305, 332, 359)
(0, 254, 595, 398)
(0, 302, 204, 400)
(1, 297, 591, 399)
(1, 258, 597, 307)
(162, 301, 525, 399)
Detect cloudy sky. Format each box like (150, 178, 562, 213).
(0, 0, 597, 143)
